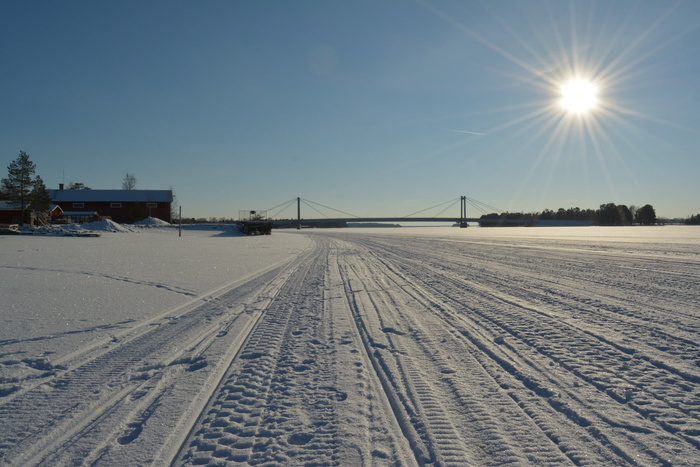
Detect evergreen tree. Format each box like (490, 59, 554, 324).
(129, 202, 146, 223)
(30, 175, 52, 213)
(2, 151, 36, 223)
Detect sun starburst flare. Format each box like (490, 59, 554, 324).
(559, 79, 599, 115)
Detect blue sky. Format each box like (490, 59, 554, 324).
(2, 0, 699, 220)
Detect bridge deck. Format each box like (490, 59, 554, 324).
(271, 217, 531, 226)
(273, 217, 477, 224)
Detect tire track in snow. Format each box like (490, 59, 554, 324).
(351, 233, 700, 464)
(379, 238, 700, 434)
(175, 239, 414, 466)
(455, 245, 700, 363)
(325, 242, 417, 466)
(332, 238, 575, 466)
(411, 238, 700, 362)
(0, 258, 300, 465)
(338, 248, 471, 465)
(175, 245, 342, 466)
(0, 257, 298, 407)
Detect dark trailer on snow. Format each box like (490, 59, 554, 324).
(239, 221, 272, 235)
(238, 210, 273, 235)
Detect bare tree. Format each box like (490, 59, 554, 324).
(67, 182, 91, 190)
(169, 187, 178, 223)
(122, 173, 137, 190)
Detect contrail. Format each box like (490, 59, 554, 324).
(441, 128, 486, 136)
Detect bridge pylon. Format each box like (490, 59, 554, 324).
(459, 196, 469, 228)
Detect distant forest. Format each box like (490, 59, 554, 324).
(686, 213, 700, 225)
(480, 203, 698, 226)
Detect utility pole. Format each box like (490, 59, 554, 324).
(297, 197, 301, 230)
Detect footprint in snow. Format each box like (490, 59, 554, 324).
(288, 433, 313, 445)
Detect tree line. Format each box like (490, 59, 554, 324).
(480, 203, 666, 226)
(686, 214, 700, 225)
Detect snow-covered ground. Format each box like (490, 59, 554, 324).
(1, 223, 699, 465)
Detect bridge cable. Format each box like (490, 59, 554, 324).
(401, 198, 460, 218)
(265, 198, 297, 214)
(301, 198, 362, 219)
(465, 197, 504, 215)
(466, 202, 490, 216)
(433, 198, 461, 218)
(300, 200, 334, 219)
(267, 199, 298, 219)
(466, 197, 503, 212)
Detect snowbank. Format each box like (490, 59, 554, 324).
(78, 219, 136, 233)
(135, 216, 171, 226)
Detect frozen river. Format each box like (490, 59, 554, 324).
(1, 225, 699, 465)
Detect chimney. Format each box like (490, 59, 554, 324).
(59, 183, 64, 190)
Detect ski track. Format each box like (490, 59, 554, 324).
(1, 230, 699, 466)
(174, 241, 411, 466)
(330, 232, 700, 466)
(0, 255, 306, 466)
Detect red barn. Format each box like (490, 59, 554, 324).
(48, 188, 173, 224)
(0, 201, 30, 224)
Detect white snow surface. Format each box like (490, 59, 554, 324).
(1, 224, 699, 466)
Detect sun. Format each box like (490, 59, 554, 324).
(559, 78, 599, 114)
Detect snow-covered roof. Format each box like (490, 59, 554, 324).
(48, 189, 173, 203)
(0, 200, 24, 210)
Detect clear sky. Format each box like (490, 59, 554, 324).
(2, 0, 699, 220)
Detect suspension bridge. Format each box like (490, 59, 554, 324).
(240, 196, 530, 230)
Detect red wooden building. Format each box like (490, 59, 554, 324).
(0, 201, 29, 224)
(48, 188, 173, 224)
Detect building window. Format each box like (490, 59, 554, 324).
(110, 203, 122, 208)
(146, 203, 157, 208)
(73, 203, 84, 208)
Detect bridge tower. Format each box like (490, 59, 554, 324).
(460, 196, 469, 228)
(297, 197, 301, 230)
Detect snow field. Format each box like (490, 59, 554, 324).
(1, 225, 699, 465)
